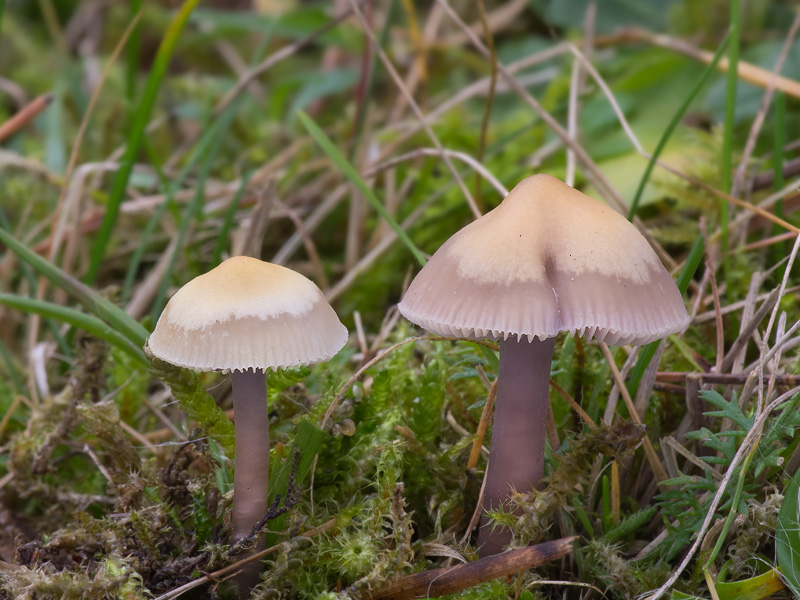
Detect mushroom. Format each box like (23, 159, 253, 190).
(397, 174, 689, 557)
(148, 256, 347, 583)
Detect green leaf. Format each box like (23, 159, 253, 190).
(628, 31, 730, 219)
(288, 67, 359, 117)
(777, 473, 800, 596)
(0, 294, 148, 367)
(87, 0, 202, 284)
(716, 568, 785, 600)
(671, 592, 706, 600)
(0, 225, 149, 348)
(265, 418, 326, 545)
(602, 506, 657, 544)
(268, 418, 326, 504)
(700, 390, 754, 431)
(192, 492, 213, 546)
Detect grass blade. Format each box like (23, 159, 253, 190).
(720, 0, 740, 280)
(0, 225, 149, 347)
(212, 170, 253, 267)
(87, 0, 201, 284)
(121, 108, 232, 304)
(266, 417, 326, 545)
(628, 31, 730, 220)
(151, 104, 238, 321)
(126, 0, 143, 119)
(773, 91, 786, 258)
(0, 294, 148, 366)
(297, 109, 427, 267)
(0, 338, 24, 396)
(777, 471, 800, 596)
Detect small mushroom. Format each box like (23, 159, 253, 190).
(398, 174, 689, 557)
(148, 256, 347, 587)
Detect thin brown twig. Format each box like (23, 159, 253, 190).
(618, 26, 800, 99)
(732, 10, 800, 197)
(659, 161, 800, 234)
(466, 378, 498, 470)
(26, 4, 147, 402)
(550, 378, 597, 429)
(363, 147, 508, 197)
(366, 537, 576, 600)
(436, 0, 677, 271)
(699, 219, 725, 373)
(0, 94, 53, 143)
(153, 518, 337, 600)
(599, 343, 669, 489)
(474, 0, 498, 211)
(213, 5, 360, 118)
(348, 0, 480, 219)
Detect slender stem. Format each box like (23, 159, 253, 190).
(720, 0, 740, 283)
(478, 336, 556, 557)
(231, 368, 269, 594)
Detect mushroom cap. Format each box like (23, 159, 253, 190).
(148, 256, 348, 372)
(398, 174, 689, 345)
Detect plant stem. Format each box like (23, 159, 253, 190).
(231, 368, 270, 594)
(478, 336, 556, 557)
(773, 91, 786, 259)
(628, 31, 730, 220)
(720, 1, 740, 282)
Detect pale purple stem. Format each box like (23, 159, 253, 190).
(478, 336, 556, 557)
(231, 368, 269, 594)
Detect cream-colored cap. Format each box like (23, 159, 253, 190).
(398, 174, 689, 345)
(148, 256, 348, 372)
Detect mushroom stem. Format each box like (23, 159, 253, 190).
(478, 336, 556, 557)
(231, 368, 269, 592)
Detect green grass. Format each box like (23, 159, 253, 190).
(86, 0, 201, 284)
(1, 2, 799, 599)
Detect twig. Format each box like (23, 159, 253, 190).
(436, 0, 625, 212)
(212, 5, 359, 118)
(621, 26, 800, 99)
(600, 343, 669, 488)
(348, 0, 480, 218)
(467, 378, 498, 470)
(698, 219, 724, 373)
(659, 161, 800, 234)
(474, 0, 498, 210)
(550, 378, 597, 429)
(82, 443, 114, 486)
(0, 94, 53, 142)
(364, 148, 508, 197)
(643, 384, 800, 600)
(153, 518, 337, 600)
(366, 537, 576, 600)
(732, 10, 800, 197)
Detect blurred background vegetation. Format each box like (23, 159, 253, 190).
(1, 0, 800, 598)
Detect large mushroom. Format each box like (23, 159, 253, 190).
(148, 256, 347, 589)
(398, 174, 689, 557)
